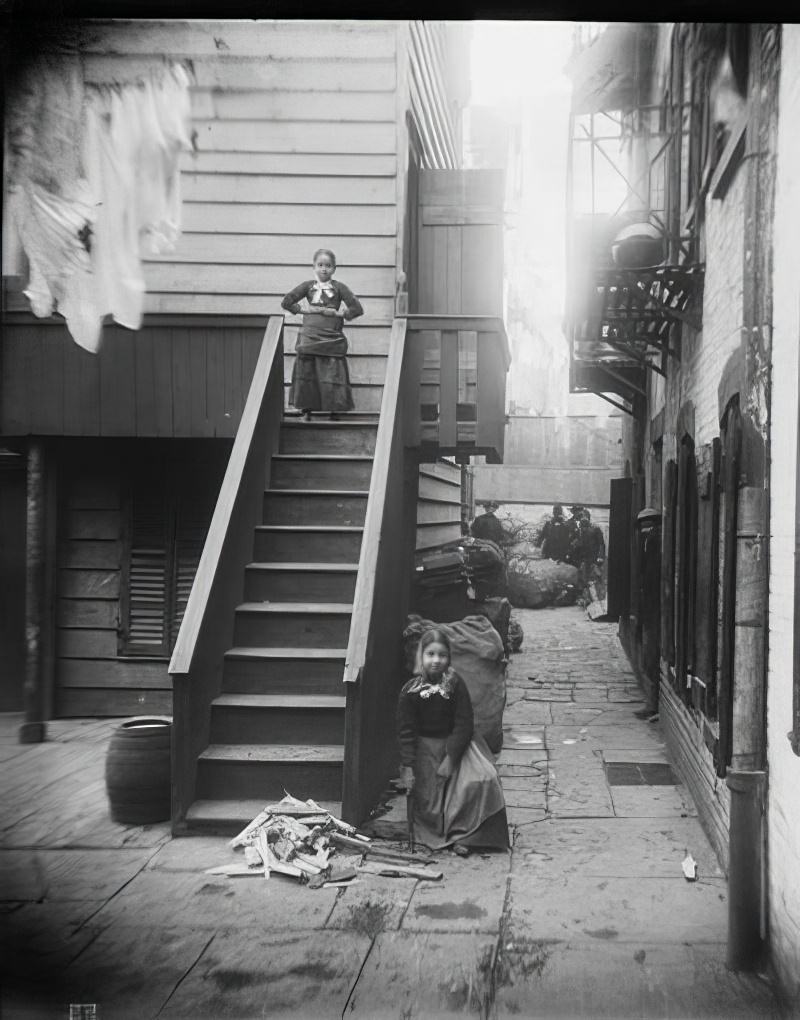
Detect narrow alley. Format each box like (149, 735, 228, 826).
(0, 606, 782, 1019)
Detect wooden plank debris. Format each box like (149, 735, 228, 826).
(358, 860, 443, 881)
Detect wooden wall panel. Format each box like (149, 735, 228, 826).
(51, 441, 234, 718)
(57, 688, 172, 717)
(1, 319, 264, 438)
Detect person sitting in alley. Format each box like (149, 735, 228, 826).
(397, 629, 509, 855)
(281, 247, 363, 421)
(540, 502, 571, 562)
(470, 500, 506, 545)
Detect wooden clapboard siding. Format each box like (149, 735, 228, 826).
(143, 264, 394, 296)
(72, 19, 404, 319)
(52, 439, 230, 717)
(86, 57, 397, 92)
(180, 203, 395, 236)
(1, 318, 263, 438)
(144, 295, 396, 320)
(190, 89, 396, 123)
(178, 152, 397, 176)
(416, 521, 462, 550)
(181, 174, 396, 205)
(79, 20, 396, 60)
(407, 22, 460, 170)
(416, 460, 462, 550)
(190, 120, 396, 155)
(153, 235, 395, 266)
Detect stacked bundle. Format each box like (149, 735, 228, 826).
(205, 793, 442, 887)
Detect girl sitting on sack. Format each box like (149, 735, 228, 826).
(396, 629, 509, 855)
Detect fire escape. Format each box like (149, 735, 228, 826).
(564, 23, 705, 414)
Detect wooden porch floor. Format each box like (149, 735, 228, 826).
(0, 714, 171, 850)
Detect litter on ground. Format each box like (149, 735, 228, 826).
(204, 791, 443, 885)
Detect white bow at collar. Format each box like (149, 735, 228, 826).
(310, 279, 335, 304)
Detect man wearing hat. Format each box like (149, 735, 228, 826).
(470, 500, 506, 545)
(541, 503, 571, 562)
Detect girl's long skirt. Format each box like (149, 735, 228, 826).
(289, 313, 355, 412)
(412, 733, 509, 851)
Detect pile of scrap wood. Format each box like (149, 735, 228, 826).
(204, 793, 442, 887)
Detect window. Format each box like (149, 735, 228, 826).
(119, 448, 223, 658)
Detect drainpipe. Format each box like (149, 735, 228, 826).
(20, 439, 47, 744)
(727, 485, 767, 969)
(726, 22, 780, 971)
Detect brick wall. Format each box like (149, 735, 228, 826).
(767, 23, 800, 1003)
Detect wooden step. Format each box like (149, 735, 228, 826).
(279, 420, 378, 456)
(196, 743, 344, 801)
(262, 489, 368, 526)
(244, 562, 358, 602)
(183, 797, 343, 836)
(209, 693, 346, 744)
(233, 602, 352, 647)
(223, 646, 347, 694)
(271, 455, 374, 491)
(253, 525, 363, 563)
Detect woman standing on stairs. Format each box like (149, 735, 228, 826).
(397, 629, 510, 854)
(281, 248, 364, 420)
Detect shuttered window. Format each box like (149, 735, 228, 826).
(120, 450, 221, 657)
(127, 488, 172, 655)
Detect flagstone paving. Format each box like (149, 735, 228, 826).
(0, 607, 785, 1018)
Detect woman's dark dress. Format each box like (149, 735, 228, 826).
(281, 279, 363, 412)
(397, 669, 509, 851)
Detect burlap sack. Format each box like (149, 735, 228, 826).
(403, 614, 506, 754)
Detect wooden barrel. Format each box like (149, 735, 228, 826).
(105, 716, 172, 825)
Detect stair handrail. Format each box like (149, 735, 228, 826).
(169, 314, 284, 677)
(343, 316, 408, 684)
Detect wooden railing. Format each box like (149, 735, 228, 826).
(168, 315, 285, 830)
(342, 317, 421, 822)
(341, 313, 511, 822)
(403, 315, 510, 464)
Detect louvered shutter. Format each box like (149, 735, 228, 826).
(127, 487, 171, 655)
(170, 479, 216, 647)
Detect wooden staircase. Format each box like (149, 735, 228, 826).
(185, 414, 378, 833)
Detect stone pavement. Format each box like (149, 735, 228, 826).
(0, 607, 785, 1019)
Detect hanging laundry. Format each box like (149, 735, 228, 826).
(8, 54, 193, 352)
